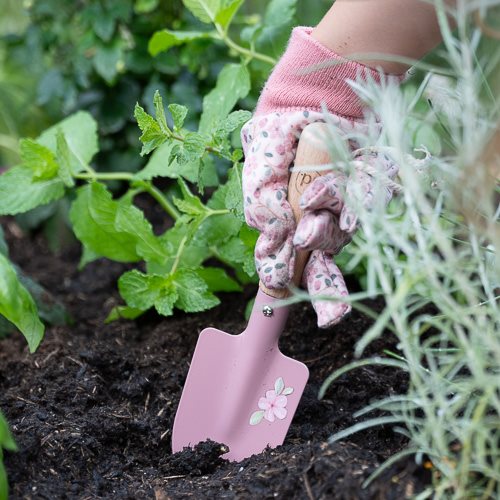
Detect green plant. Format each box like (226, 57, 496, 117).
(305, 3, 500, 498)
(0, 411, 16, 500)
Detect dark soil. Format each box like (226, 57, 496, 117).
(0, 218, 430, 499)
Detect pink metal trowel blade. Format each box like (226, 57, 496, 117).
(172, 289, 309, 461)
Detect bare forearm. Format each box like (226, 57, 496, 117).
(312, 0, 450, 74)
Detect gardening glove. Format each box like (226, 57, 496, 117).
(241, 27, 402, 328)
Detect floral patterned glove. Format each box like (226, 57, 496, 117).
(241, 27, 402, 328)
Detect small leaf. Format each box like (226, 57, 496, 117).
(173, 268, 220, 312)
(215, 0, 244, 28)
(274, 377, 284, 395)
(93, 40, 123, 83)
(249, 410, 265, 426)
(0, 166, 65, 216)
(282, 387, 294, 396)
(56, 131, 76, 187)
(182, 0, 221, 23)
(134, 103, 167, 156)
(168, 103, 188, 131)
(118, 270, 165, 310)
(224, 163, 244, 219)
(19, 139, 59, 180)
(195, 267, 241, 292)
(153, 90, 169, 134)
(215, 109, 252, 137)
(148, 29, 214, 56)
(105, 305, 145, 323)
(0, 254, 44, 352)
(38, 111, 98, 172)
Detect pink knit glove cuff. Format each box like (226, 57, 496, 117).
(255, 27, 404, 119)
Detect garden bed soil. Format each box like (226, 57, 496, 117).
(0, 220, 430, 499)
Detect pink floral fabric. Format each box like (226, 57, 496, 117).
(241, 111, 399, 328)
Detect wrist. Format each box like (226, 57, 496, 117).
(256, 27, 404, 119)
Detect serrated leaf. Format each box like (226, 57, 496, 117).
(134, 141, 199, 182)
(199, 64, 250, 134)
(256, 0, 297, 57)
(224, 163, 244, 219)
(153, 90, 169, 134)
(38, 111, 98, 173)
(196, 267, 241, 292)
(168, 104, 188, 131)
(118, 270, 165, 310)
(249, 410, 264, 425)
(215, 110, 252, 137)
(19, 139, 59, 180)
(0, 166, 65, 216)
(56, 131, 76, 187)
(173, 268, 220, 312)
(94, 40, 122, 83)
(218, 228, 257, 277)
(215, 0, 243, 28)
(148, 29, 214, 56)
(134, 103, 167, 156)
(154, 286, 178, 316)
(0, 253, 44, 353)
(182, 0, 221, 23)
(115, 196, 169, 264)
(184, 132, 208, 157)
(0, 226, 8, 257)
(105, 305, 145, 323)
(70, 183, 141, 263)
(174, 178, 207, 217)
(274, 377, 284, 395)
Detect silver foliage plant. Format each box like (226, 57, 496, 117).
(313, 1, 499, 497)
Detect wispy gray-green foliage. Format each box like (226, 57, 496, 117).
(312, 2, 499, 498)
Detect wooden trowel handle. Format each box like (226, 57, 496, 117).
(260, 123, 332, 299)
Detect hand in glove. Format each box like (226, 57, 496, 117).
(241, 27, 401, 328)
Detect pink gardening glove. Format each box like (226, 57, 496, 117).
(241, 27, 402, 328)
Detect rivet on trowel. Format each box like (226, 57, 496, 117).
(262, 305, 273, 317)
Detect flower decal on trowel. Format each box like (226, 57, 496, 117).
(249, 377, 294, 425)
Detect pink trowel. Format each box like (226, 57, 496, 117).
(172, 123, 333, 461)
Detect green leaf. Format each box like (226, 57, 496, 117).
(182, 0, 221, 23)
(37, 111, 98, 172)
(173, 269, 220, 312)
(218, 226, 257, 277)
(0, 412, 16, 452)
(115, 196, 169, 265)
(93, 41, 122, 83)
(254, 0, 297, 58)
(154, 285, 178, 316)
(56, 131, 76, 187)
(196, 267, 241, 292)
(118, 270, 165, 310)
(224, 163, 244, 219)
(215, 110, 252, 137)
(19, 139, 59, 180)
(70, 183, 141, 263)
(135, 0, 159, 14)
(153, 90, 169, 134)
(0, 253, 44, 352)
(173, 179, 207, 217)
(199, 64, 250, 134)
(0, 226, 8, 257)
(133, 141, 198, 182)
(215, 0, 244, 29)
(105, 305, 145, 323)
(168, 104, 188, 131)
(134, 103, 167, 155)
(148, 29, 214, 56)
(0, 166, 65, 216)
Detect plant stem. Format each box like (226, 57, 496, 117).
(137, 181, 180, 220)
(75, 171, 134, 181)
(74, 172, 179, 220)
(214, 24, 276, 65)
